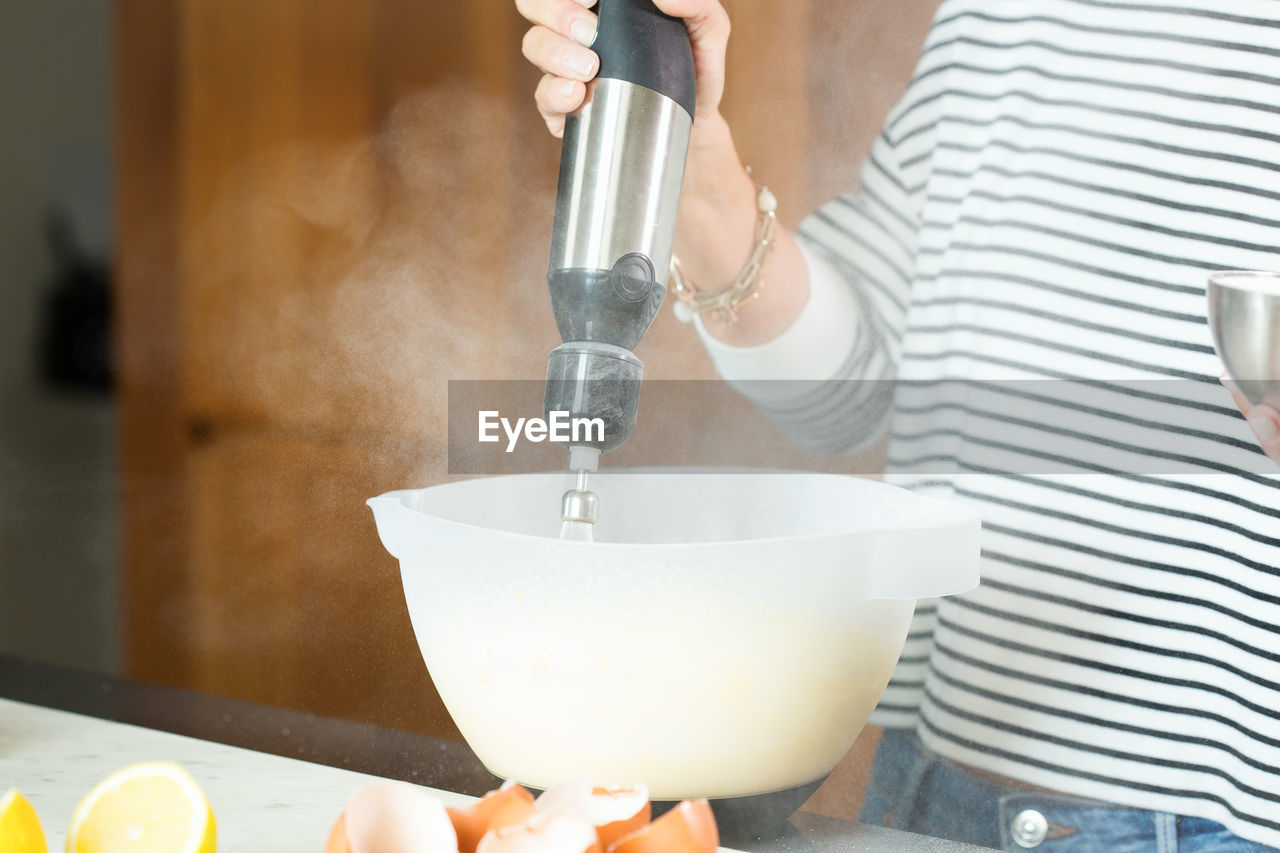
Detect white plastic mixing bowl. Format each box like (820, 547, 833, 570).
(368, 470, 980, 800)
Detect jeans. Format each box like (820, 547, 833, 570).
(859, 729, 1275, 852)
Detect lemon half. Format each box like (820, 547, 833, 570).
(0, 788, 48, 853)
(66, 762, 215, 853)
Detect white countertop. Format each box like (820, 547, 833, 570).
(0, 698, 752, 851)
(1, 697, 995, 853)
(0, 698, 478, 850)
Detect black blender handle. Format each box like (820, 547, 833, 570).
(592, 0, 696, 119)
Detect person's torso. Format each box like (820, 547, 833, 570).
(873, 1, 1280, 846)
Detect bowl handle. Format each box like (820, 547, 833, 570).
(865, 518, 982, 599)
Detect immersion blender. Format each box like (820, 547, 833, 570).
(543, 0, 695, 539)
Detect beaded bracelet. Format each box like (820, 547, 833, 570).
(669, 175, 778, 325)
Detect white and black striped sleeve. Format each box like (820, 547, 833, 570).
(694, 132, 922, 453)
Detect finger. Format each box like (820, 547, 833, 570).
(515, 0, 598, 46)
(650, 0, 730, 113)
(1246, 404, 1280, 463)
(535, 73, 586, 136)
(522, 25, 599, 82)
(1220, 370, 1254, 417)
(652, 0, 720, 20)
(652, 0, 730, 43)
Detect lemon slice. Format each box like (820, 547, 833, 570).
(66, 762, 215, 853)
(0, 788, 48, 853)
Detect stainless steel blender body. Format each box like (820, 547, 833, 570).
(548, 77, 692, 347)
(544, 0, 695, 456)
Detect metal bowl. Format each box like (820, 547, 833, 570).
(1207, 271, 1280, 408)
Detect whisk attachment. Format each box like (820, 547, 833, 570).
(558, 447, 600, 542)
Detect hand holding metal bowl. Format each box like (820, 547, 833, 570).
(1208, 271, 1280, 462)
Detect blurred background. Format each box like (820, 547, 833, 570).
(0, 0, 935, 786)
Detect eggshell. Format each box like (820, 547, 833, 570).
(476, 811, 601, 853)
(342, 784, 459, 853)
(606, 799, 718, 853)
(449, 782, 537, 853)
(325, 814, 352, 853)
(588, 787, 650, 849)
(534, 778, 650, 849)
(533, 777, 593, 820)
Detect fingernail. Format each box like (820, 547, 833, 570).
(568, 48, 596, 77)
(1248, 414, 1279, 443)
(560, 79, 578, 99)
(570, 17, 597, 47)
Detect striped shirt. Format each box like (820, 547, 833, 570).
(697, 0, 1280, 845)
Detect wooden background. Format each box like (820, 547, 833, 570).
(116, 0, 937, 817)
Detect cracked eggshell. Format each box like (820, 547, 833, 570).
(326, 784, 459, 853)
(448, 782, 538, 853)
(476, 811, 601, 853)
(325, 814, 350, 853)
(533, 778, 650, 850)
(606, 799, 718, 853)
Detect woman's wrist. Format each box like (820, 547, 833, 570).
(674, 112, 758, 286)
(696, 229, 808, 347)
(672, 112, 810, 347)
